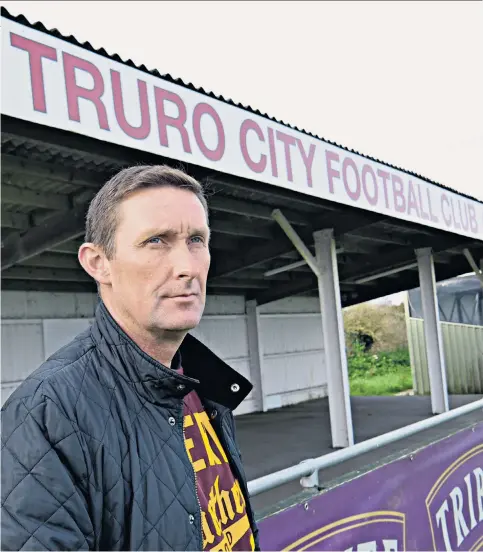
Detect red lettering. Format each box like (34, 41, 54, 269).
(468, 205, 478, 233)
(407, 180, 420, 218)
(441, 194, 452, 227)
(154, 87, 192, 153)
(427, 189, 439, 223)
(111, 70, 150, 140)
(458, 201, 469, 231)
(326, 150, 340, 193)
(450, 197, 461, 230)
(267, 128, 278, 177)
(391, 175, 406, 213)
(63, 53, 109, 130)
(10, 33, 57, 113)
(239, 119, 266, 173)
(297, 139, 316, 188)
(416, 183, 430, 221)
(361, 164, 378, 206)
(192, 103, 225, 162)
(377, 169, 391, 208)
(342, 158, 361, 201)
(276, 130, 297, 182)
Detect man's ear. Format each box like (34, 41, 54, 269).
(78, 243, 112, 285)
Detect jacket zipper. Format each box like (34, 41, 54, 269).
(179, 403, 203, 551)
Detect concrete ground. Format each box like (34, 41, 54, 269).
(235, 394, 483, 513)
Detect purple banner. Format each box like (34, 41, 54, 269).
(258, 423, 483, 551)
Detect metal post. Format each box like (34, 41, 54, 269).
(415, 248, 449, 414)
(314, 229, 354, 448)
(480, 260, 483, 326)
(246, 300, 267, 412)
(270, 209, 354, 447)
(463, 248, 483, 286)
(271, 209, 320, 276)
(478, 290, 483, 327)
(404, 291, 419, 394)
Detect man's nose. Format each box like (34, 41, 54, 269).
(170, 243, 196, 279)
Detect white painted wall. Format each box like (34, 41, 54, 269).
(1, 291, 327, 412)
(261, 313, 326, 410)
(1, 320, 45, 405)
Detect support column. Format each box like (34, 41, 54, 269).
(416, 247, 449, 414)
(479, 260, 483, 326)
(314, 229, 354, 448)
(246, 300, 267, 413)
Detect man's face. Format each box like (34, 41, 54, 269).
(104, 186, 211, 334)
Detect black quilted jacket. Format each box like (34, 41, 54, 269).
(1, 302, 260, 551)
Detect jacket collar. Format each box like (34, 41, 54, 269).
(90, 301, 252, 411)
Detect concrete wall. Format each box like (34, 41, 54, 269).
(1, 291, 327, 412)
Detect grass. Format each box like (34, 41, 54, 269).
(350, 370, 413, 396)
(347, 344, 413, 396)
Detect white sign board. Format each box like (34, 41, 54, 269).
(2, 17, 483, 241)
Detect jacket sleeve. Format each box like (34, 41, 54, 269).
(1, 393, 94, 551)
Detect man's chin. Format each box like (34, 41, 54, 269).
(151, 301, 204, 333)
(158, 313, 203, 333)
(166, 323, 198, 333)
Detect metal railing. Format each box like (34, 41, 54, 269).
(248, 398, 483, 497)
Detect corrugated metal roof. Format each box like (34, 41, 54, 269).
(409, 273, 482, 300)
(2, 134, 122, 174)
(437, 273, 483, 295)
(1, 135, 328, 215)
(1, 6, 481, 206)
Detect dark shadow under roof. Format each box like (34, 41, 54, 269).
(2, 117, 483, 305)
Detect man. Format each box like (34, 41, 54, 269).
(1, 165, 260, 551)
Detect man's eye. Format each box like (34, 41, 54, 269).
(147, 237, 162, 244)
(190, 236, 205, 244)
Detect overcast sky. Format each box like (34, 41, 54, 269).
(2, 0, 482, 200)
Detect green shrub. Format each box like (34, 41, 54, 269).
(347, 344, 412, 395)
(344, 303, 408, 353)
(342, 301, 413, 395)
(348, 343, 410, 376)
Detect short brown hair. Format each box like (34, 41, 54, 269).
(85, 165, 209, 258)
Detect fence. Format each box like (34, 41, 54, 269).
(407, 317, 483, 394)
